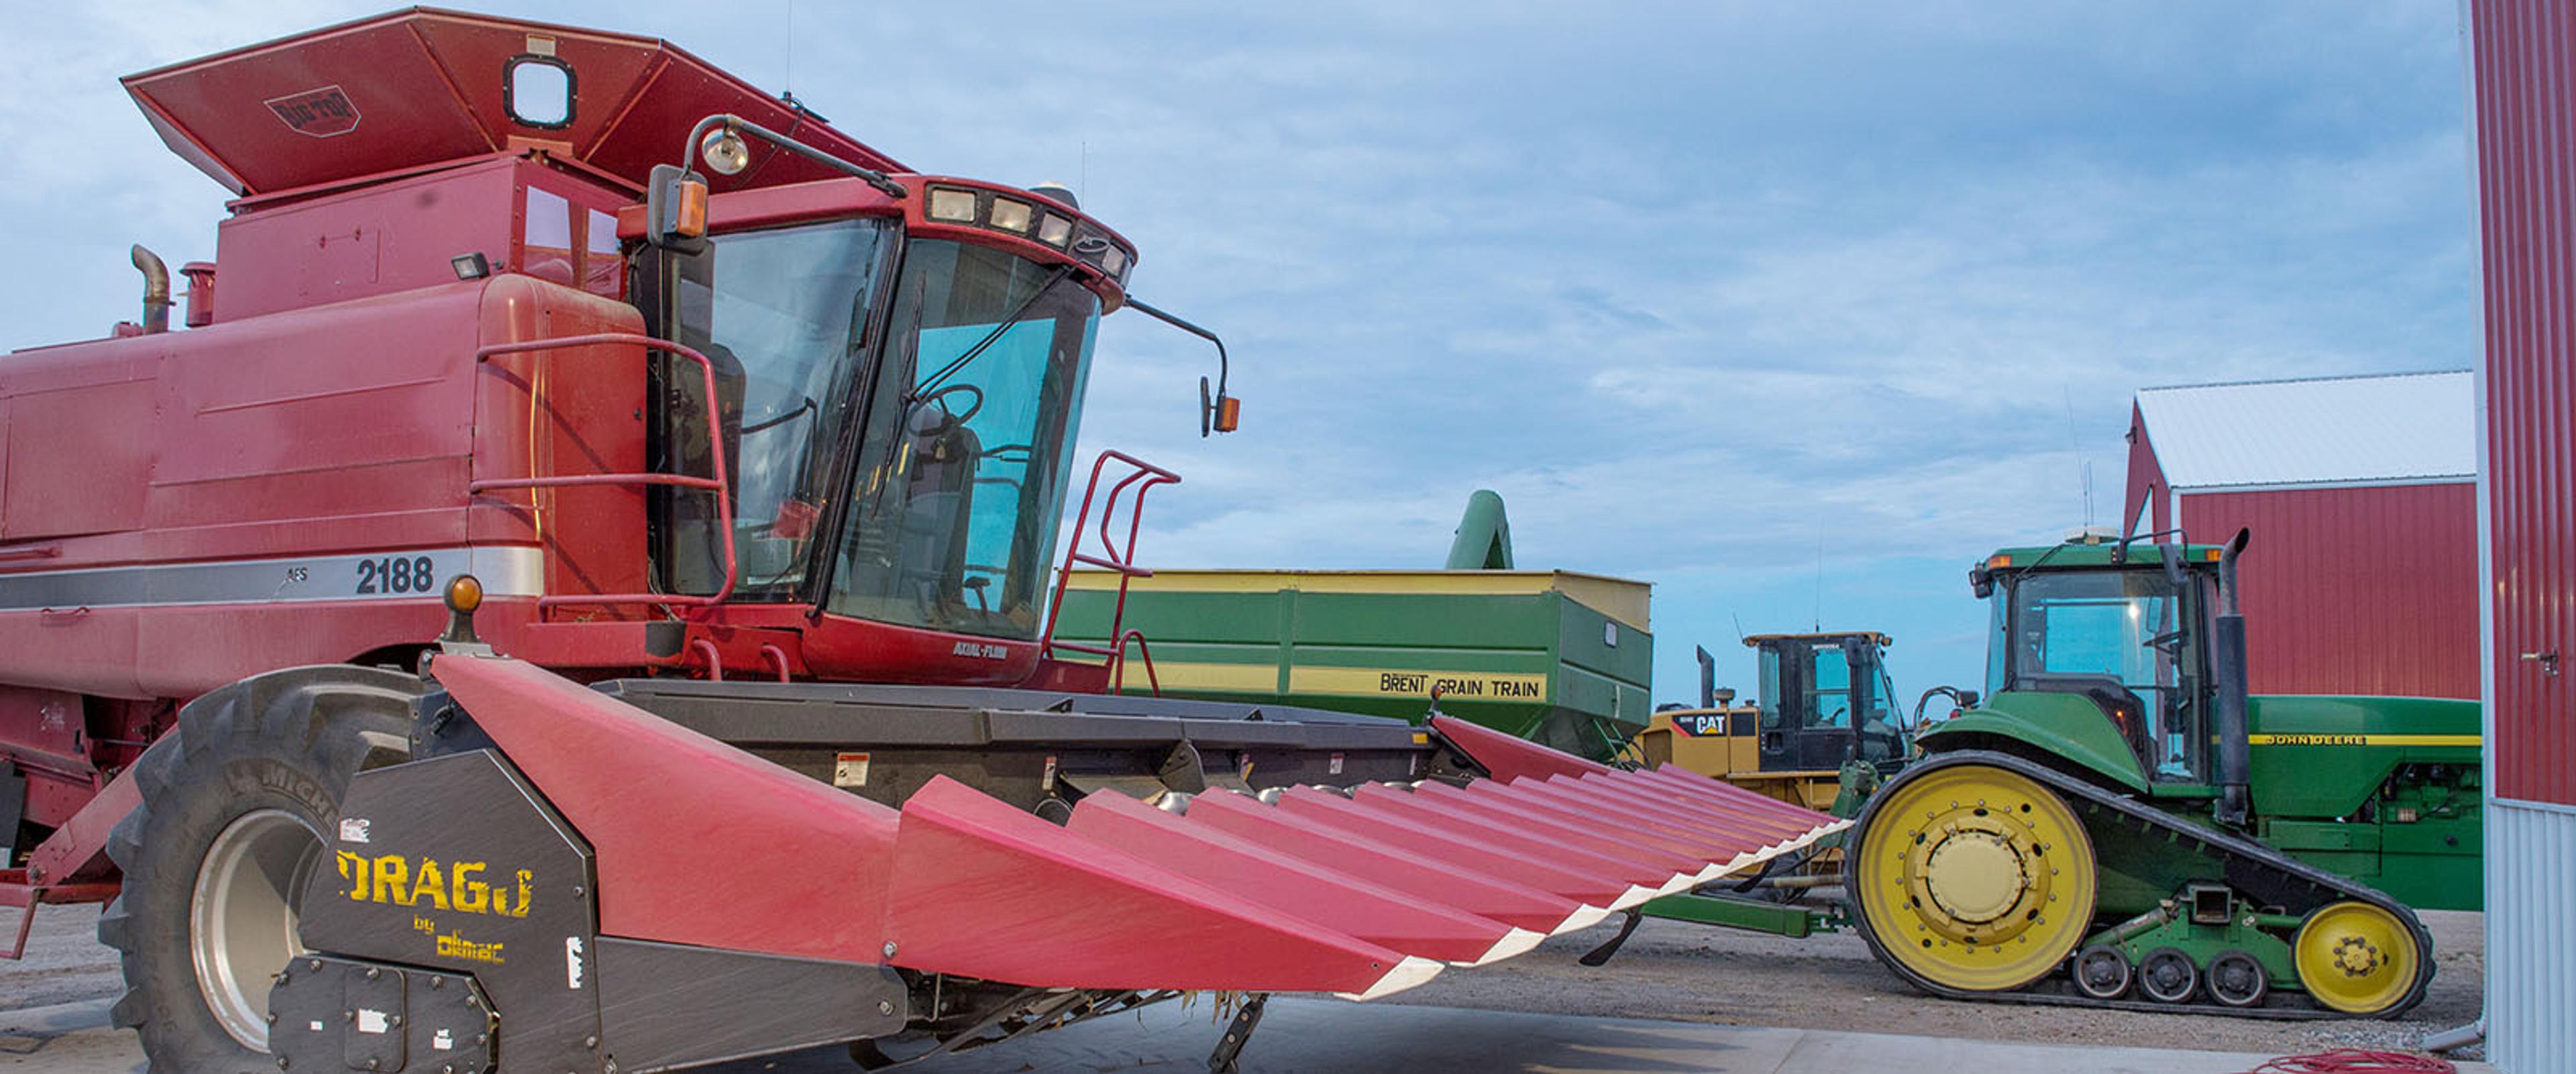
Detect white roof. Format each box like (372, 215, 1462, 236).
(2135, 370, 2475, 489)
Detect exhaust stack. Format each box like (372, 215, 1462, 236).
(129, 245, 171, 334)
(2212, 528, 2253, 826)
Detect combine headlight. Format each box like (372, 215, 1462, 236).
(989, 197, 1034, 234)
(698, 126, 752, 176)
(1036, 213, 1073, 247)
(926, 186, 978, 223)
(1100, 246, 1128, 276)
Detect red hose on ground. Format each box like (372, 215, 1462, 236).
(2243, 1050, 2456, 1074)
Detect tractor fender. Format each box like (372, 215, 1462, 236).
(1915, 692, 2149, 794)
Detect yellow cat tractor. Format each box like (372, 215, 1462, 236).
(1627, 632, 1912, 814)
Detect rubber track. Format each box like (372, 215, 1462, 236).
(1847, 750, 2436, 1020)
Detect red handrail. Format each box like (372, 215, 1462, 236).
(1040, 451, 1180, 694)
(470, 333, 739, 610)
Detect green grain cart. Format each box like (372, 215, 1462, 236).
(1047, 492, 1652, 761)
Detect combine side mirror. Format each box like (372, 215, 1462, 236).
(1126, 298, 1238, 437)
(2159, 541, 2186, 588)
(1969, 563, 1994, 599)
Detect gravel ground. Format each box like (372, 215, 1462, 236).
(0, 904, 122, 1014)
(0, 902, 2485, 1061)
(1393, 907, 2486, 1059)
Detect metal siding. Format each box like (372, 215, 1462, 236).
(2469, 2, 2576, 1068)
(2134, 372, 2477, 488)
(2178, 485, 2480, 700)
(2121, 403, 2167, 538)
(2486, 802, 2576, 1071)
(2469, 0, 2576, 808)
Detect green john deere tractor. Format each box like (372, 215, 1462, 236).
(1845, 529, 2479, 1018)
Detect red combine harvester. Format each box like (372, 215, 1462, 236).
(0, 10, 1843, 1072)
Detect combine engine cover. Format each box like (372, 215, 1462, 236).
(278, 653, 1842, 1071)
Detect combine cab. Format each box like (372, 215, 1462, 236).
(1844, 530, 2479, 1017)
(0, 11, 1841, 1071)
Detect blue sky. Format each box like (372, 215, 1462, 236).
(1, 2, 2479, 706)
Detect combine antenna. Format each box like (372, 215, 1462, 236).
(1731, 612, 1747, 643)
(1079, 140, 1089, 202)
(784, 0, 796, 95)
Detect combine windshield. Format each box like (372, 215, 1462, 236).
(1999, 570, 2212, 782)
(828, 239, 1100, 640)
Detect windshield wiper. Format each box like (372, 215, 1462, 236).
(908, 262, 1076, 401)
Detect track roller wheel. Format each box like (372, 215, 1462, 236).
(2070, 945, 2133, 1000)
(2293, 902, 2420, 1015)
(1848, 760, 2098, 995)
(2206, 949, 2268, 1008)
(2137, 947, 2198, 1004)
(98, 666, 421, 1070)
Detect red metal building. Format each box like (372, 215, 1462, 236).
(2465, 2, 2576, 1067)
(2120, 371, 2478, 700)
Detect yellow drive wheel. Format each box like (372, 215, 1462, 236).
(2293, 902, 2420, 1015)
(1851, 762, 2098, 993)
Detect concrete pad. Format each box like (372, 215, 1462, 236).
(0, 992, 2496, 1074)
(709, 997, 2498, 1074)
(0, 999, 140, 1073)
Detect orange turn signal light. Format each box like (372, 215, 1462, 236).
(673, 178, 708, 238)
(445, 574, 484, 614)
(1213, 394, 1242, 433)
(1987, 553, 2013, 568)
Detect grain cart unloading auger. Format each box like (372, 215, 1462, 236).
(0, 11, 1844, 1073)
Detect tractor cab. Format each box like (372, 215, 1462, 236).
(1627, 631, 1902, 812)
(1950, 530, 2239, 796)
(1748, 632, 1907, 771)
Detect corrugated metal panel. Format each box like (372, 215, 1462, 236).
(2178, 484, 2479, 700)
(2467, 2, 2576, 1068)
(2486, 802, 2576, 1071)
(2134, 372, 2475, 489)
(2468, 0, 2576, 808)
(2119, 402, 2171, 537)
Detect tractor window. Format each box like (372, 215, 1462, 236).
(2006, 570, 2210, 782)
(1808, 644, 1852, 729)
(829, 240, 1099, 640)
(660, 217, 896, 598)
(1757, 645, 1787, 731)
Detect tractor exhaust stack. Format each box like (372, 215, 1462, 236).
(2212, 528, 2253, 825)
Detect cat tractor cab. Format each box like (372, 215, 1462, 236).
(1629, 633, 1907, 813)
(1844, 528, 2481, 1017)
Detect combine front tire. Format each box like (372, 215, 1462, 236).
(1847, 760, 2098, 997)
(99, 666, 421, 1071)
